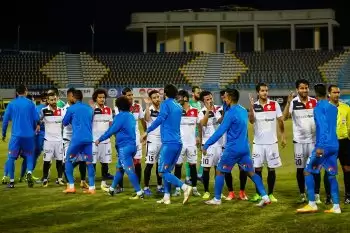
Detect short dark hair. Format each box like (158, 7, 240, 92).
(40, 92, 47, 101)
(192, 86, 200, 93)
(122, 87, 132, 95)
(67, 88, 75, 95)
(73, 90, 83, 101)
(164, 84, 178, 99)
(116, 96, 131, 111)
(314, 83, 327, 97)
(26, 94, 33, 100)
(256, 82, 268, 93)
(295, 79, 310, 89)
(92, 88, 107, 102)
(178, 90, 190, 100)
(47, 92, 56, 98)
(199, 90, 212, 101)
(328, 84, 339, 93)
(148, 89, 159, 98)
(48, 87, 59, 96)
(220, 90, 226, 96)
(226, 88, 240, 102)
(16, 84, 27, 95)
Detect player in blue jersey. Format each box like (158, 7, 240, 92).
(141, 84, 193, 205)
(2, 84, 40, 188)
(203, 88, 271, 206)
(297, 83, 341, 214)
(95, 96, 144, 199)
(62, 90, 96, 194)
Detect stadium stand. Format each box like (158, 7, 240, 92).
(40, 52, 68, 88)
(80, 52, 109, 87)
(0, 51, 55, 89)
(337, 54, 350, 89)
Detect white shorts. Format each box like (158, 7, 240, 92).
(201, 146, 222, 168)
(133, 142, 142, 160)
(43, 141, 64, 162)
(92, 142, 112, 164)
(294, 142, 315, 168)
(177, 145, 197, 165)
(145, 142, 161, 164)
(252, 143, 282, 168)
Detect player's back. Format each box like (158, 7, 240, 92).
(160, 98, 182, 144)
(115, 111, 136, 148)
(3, 96, 39, 138)
(314, 100, 338, 150)
(226, 105, 249, 153)
(66, 101, 93, 143)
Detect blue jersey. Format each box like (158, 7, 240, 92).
(36, 103, 46, 134)
(2, 96, 39, 138)
(62, 101, 93, 143)
(99, 111, 136, 148)
(146, 98, 182, 144)
(222, 102, 230, 113)
(204, 104, 249, 152)
(314, 99, 339, 150)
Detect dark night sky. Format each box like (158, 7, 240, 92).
(0, 0, 348, 53)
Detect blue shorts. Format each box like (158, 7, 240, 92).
(8, 136, 34, 158)
(217, 148, 254, 173)
(158, 143, 182, 173)
(305, 148, 338, 176)
(34, 133, 45, 155)
(116, 145, 137, 170)
(66, 142, 93, 163)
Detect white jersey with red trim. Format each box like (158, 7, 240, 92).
(253, 99, 282, 145)
(93, 105, 113, 143)
(198, 105, 221, 145)
(180, 107, 198, 146)
(41, 106, 63, 142)
(145, 105, 161, 144)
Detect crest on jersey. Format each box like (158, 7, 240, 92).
(309, 103, 313, 107)
(267, 105, 271, 110)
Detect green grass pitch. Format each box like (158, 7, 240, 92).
(0, 120, 350, 233)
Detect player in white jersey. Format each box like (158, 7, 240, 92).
(61, 88, 89, 189)
(92, 89, 113, 191)
(115, 87, 146, 192)
(172, 90, 201, 197)
(143, 90, 164, 196)
(198, 90, 222, 200)
(39, 92, 64, 187)
(248, 83, 286, 203)
(282, 79, 321, 204)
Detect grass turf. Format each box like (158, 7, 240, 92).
(0, 120, 350, 233)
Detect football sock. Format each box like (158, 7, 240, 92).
(239, 169, 247, 191)
(214, 173, 225, 200)
(189, 164, 198, 187)
(225, 172, 233, 192)
(267, 170, 276, 195)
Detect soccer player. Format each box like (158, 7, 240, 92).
(282, 79, 321, 204)
(141, 84, 193, 205)
(143, 90, 164, 196)
(39, 92, 64, 186)
(198, 90, 222, 199)
(2, 84, 40, 188)
(173, 90, 201, 197)
(96, 96, 144, 199)
(48, 87, 65, 108)
(115, 87, 145, 192)
(248, 83, 286, 203)
(217, 90, 248, 200)
(324, 85, 350, 204)
(91, 89, 113, 191)
(297, 83, 340, 214)
(62, 88, 88, 189)
(186, 86, 202, 184)
(203, 88, 271, 206)
(62, 90, 95, 194)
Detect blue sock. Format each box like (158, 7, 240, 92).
(20, 157, 27, 178)
(163, 172, 184, 188)
(4, 160, 9, 176)
(65, 161, 75, 184)
(163, 177, 171, 194)
(305, 174, 315, 201)
(125, 168, 141, 192)
(33, 153, 40, 171)
(7, 157, 16, 180)
(25, 155, 34, 172)
(111, 170, 123, 189)
(87, 163, 95, 187)
(251, 173, 267, 196)
(328, 174, 340, 204)
(214, 174, 225, 200)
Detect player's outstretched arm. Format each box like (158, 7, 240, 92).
(62, 108, 73, 127)
(98, 115, 122, 143)
(248, 93, 255, 124)
(2, 103, 12, 138)
(146, 102, 168, 134)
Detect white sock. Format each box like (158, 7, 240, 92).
(101, 181, 106, 186)
(181, 184, 188, 191)
(176, 187, 181, 191)
(193, 186, 197, 191)
(157, 185, 162, 189)
(69, 184, 74, 189)
(309, 201, 316, 207)
(164, 193, 170, 200)
(89, 186, 95, 190)
(27, 171, 32, 174)
(43, 179, 48, 182)
(137, 190, 143, 196)
(262, 195, 269, 201)
(185, 176, 190, 181)
(81, 180, 85, 183)
(333, 204, 340, 209)
(10, 179, 14, 182)
(109, 187, 114, 191)
(144, 187, 149, 190)
(58, 178, 62, 181)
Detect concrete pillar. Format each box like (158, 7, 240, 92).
(143, 26, 147, 53)
(291, 24, 296, 50)
(328, 22, 334, 51)
(216, 25, 221, 53)
(314, 27, 320, 50)
(180, 25, 184, 52)
(254, 24, 259, 51)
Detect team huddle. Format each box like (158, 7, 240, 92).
(1, 80, 349, 213)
